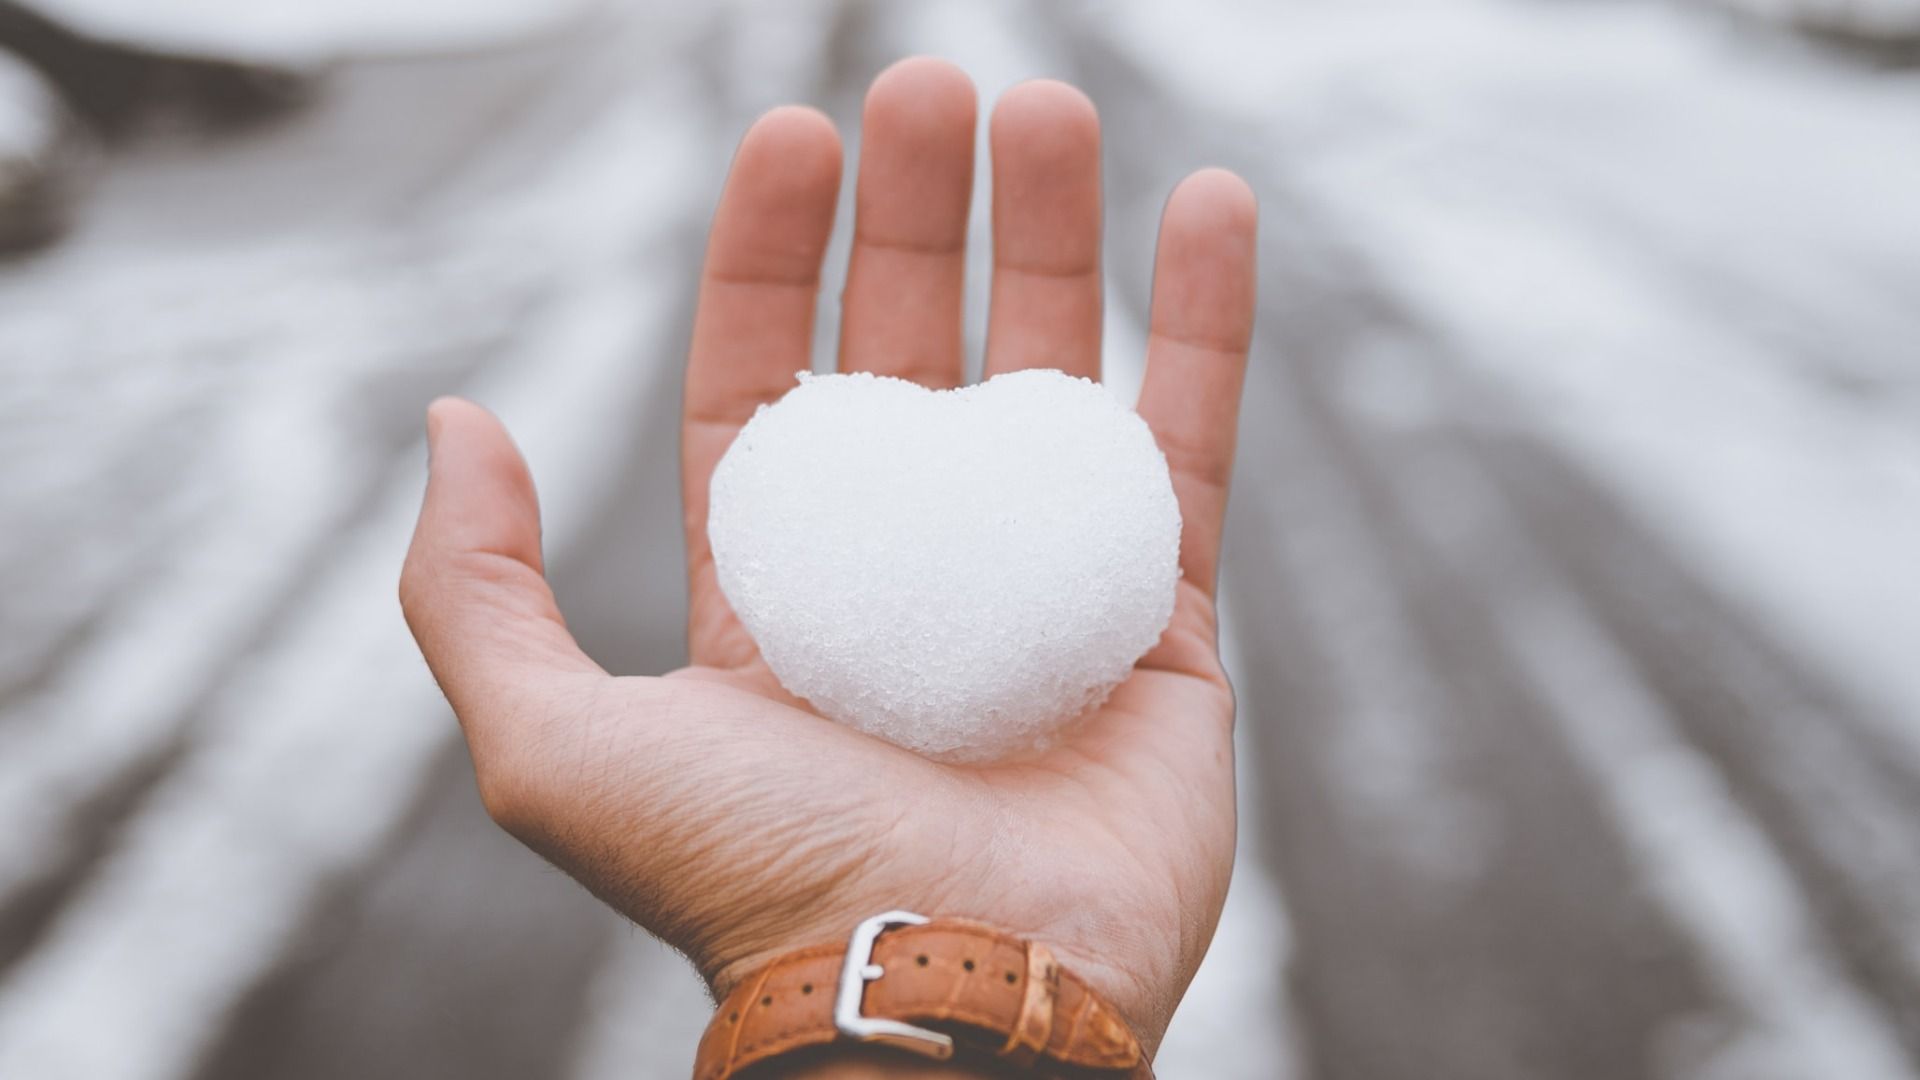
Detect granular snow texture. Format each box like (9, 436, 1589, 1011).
(707, 369, 1181, 761)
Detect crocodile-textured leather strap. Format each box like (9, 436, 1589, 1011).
(692, 918, 1152, 1079)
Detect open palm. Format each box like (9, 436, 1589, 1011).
(400, 58, 1256, 1052)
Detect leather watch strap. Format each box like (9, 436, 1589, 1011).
(692, 917, 1152, 1079)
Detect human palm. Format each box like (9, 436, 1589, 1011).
(401, 58, 1256, 1052)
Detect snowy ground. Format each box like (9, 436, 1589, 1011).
(1, 1, 1916, 1078)
(18, 0, 603, 61)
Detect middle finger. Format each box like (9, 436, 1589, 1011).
(837, 57, 977, 388)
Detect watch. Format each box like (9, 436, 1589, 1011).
(692, 910, 1153, 1079)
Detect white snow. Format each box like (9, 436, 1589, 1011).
(708, 369, 1181, 761)
(0, 31, 716, 1079)
(1102, 0, 1920, 756)
(25, 0, 603, 62)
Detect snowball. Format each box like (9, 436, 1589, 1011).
(707, 369, 1181, 762)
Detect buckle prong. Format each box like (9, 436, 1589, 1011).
(834, 911, 955, 1060)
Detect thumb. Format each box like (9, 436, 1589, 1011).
(400, 398, 603, 732)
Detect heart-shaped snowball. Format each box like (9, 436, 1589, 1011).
(707, 368, 1181, 761)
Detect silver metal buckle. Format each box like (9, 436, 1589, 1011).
(834, 910, 956, 1060)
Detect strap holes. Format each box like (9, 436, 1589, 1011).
(915, 954, 929, 967)
(761, 996, 773, 1008)
(801, 983, 813, 995)
(962, 959, 975, 972)
(728, 1011, 739, 1024)
(1005, 971, 1018, 984)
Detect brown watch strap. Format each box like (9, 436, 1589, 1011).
(692, 917, 1152, 1079)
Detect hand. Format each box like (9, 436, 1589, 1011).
(399, 58, 1256, 1055)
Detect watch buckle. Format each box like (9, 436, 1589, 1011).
(834, 910, 956, 1060)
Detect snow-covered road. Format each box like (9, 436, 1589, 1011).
(1, 2, 1915, 1078)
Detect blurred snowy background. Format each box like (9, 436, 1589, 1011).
(1, 0, 1918, 1077)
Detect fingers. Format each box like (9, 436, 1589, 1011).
(837, 57, 976, 387)
(983, 80, 1103, 381)
(1135, 169, 1258, 597)
(400, 399, 604, 733)
(683, 106, 843, 649)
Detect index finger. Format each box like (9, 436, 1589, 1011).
(682, 107, 842, 652)
(1134, 169, 1258, 597)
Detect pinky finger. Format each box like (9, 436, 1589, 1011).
(1134, 169, 1258, 597)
